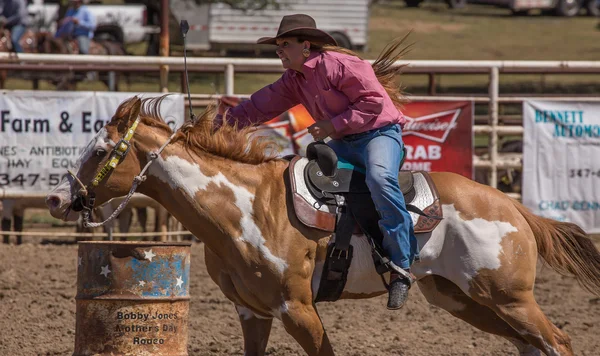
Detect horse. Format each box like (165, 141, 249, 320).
(45, 96, 600, 356)
(0, 29, 127, 90)
(0, 28, 47, 89)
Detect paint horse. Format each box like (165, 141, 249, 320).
(46, 97, 600, 356)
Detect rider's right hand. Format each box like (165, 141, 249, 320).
(217, 96, 239, 115)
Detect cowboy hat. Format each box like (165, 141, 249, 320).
(257, 14, 337, 46)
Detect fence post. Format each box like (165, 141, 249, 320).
(488, 66, 499, 189)
(159, 0, 170, 93)
(225, 64, 235, 96)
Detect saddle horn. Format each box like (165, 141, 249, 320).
(306, 142, 338, 177)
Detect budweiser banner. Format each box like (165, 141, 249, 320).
(401, 101, 473, 178)
(523, 100, 600, 233)
(256, 101, 473, 178)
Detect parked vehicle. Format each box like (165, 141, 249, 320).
(170, 0, 370, 52)
(468, 0, 598, 17)
(27, 0, 160, 44)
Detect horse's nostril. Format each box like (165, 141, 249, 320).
(46, 195, 61, 210)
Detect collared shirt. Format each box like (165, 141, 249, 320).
(57, 5, 96, 39)
(224, 50, 405, 139)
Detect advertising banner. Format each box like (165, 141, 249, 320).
(523, 100, 600, 233)
(0, 91, 184, 194)
(261, 101, 473, 178)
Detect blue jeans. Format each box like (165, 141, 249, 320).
(10, 24, 26, 53)
(77, 35, 91, 54)
(327, 124, 418, 269)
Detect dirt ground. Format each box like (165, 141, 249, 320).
(0, 239, 599, 356)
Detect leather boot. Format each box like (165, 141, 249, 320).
(387, 270, 411, 310)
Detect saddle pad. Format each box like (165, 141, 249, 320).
(409, 172, 442, 233)
(289, 156, 337, 231)
(289, 156, 442, 233)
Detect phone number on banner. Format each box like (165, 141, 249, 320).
(0, 173, 70, 187)
(569, 169, 600, 178)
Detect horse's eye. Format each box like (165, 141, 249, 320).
(95, 148, 107, 157)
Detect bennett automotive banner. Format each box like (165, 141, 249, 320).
(257, 101, 474, 177)
(0, 91, 184, 194)
(523, 100, 600, 233)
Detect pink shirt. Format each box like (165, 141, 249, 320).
(224, 51, 405, 140)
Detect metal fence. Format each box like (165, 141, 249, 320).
(3, 53, 600, 199)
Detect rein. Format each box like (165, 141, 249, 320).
(69, 115, 177, 228)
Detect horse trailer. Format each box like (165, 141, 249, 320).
(170, 0, 370, 53)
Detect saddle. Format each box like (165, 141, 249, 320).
(288, 142, 443, 302)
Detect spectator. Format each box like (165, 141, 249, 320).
(0, 0, 30, 53)
(55, 0, 96, 54)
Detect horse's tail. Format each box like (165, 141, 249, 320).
(511, 200, 600, 295)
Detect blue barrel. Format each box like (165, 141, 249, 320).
(74, 241, 191, 356)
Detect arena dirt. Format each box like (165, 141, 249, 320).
(1, 240, 599, 356)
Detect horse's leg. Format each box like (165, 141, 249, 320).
(1, 218, 10, 244)
(154, 206, 169, 241)
(204, 247, 275, 355)
(461, 225, 573, 355)
(429, 173, 574, 355)
(136, 207, 148, 233)
(13, 213, 23, 245)
(118, 207, 133, 241)
(475, 289, 572, 356)
(418, 275, 542, 355)
(279, 300, 335, 356)
(235, 305, 273, 356)
(2, 199, 15, 244)
(0, 70, 6, 89)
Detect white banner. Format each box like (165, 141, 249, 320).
(523, 100, 600, 233)
(0, 90, 184, 194)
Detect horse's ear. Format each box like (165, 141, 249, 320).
(112, 96, 142, 131)
(126, 96, 142, 126)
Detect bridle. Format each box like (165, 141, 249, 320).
(68, 114, 177, 228)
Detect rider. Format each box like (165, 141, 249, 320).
(0, 0, 30, 53)
(217, 14, 417, 310)
(55, 0, 96, 54)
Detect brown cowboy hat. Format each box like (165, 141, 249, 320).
(257, 14, 337, 46)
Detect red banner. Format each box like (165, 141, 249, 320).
(255, 101, 473, 178)
(401, 101, 473, 178)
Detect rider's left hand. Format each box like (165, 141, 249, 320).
(308, 121, 335, 141)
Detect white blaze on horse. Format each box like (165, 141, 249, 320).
(46, 97, 600, 356)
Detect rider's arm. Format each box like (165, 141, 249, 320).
(327, 57, 385, 133)
(222, 70, 300, 129)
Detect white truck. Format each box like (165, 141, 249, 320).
(170, 0, 370, 52)
(27, 0, 160, 44)
(468, 0, 599, 16)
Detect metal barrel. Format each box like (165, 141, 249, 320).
(74, 241, 192, 356)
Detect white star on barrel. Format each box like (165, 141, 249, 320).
(176, 276, 184, 289)
(143, 249, 156, 262)
(100, 265, 111, 278)
(138, 280, 146, 287)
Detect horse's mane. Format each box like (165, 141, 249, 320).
(114, 96, 279, 165)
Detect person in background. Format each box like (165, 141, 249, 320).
(0, 0, 30, 53)
(55, 0, 95, 54)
